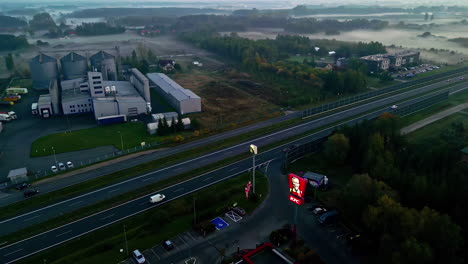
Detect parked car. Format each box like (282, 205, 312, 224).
(24, 189, 39, 198)
(312, 206, 328, 216)
(132, 249, 146, 264)
(66, 161, 74, 169)
(58, 162, 66, 171)
(15, 183, 31, 190)
(318, 210, 339, 225)
(233, 207, 247, 216)
(163, 240, 174, 251)
(51, 165, 58, 173)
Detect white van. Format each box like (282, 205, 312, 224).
(149, 194, 165, 203)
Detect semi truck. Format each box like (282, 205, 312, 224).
(97, 115, 127, 125)
(5, 88, 28, 94)
(0, 111, 17, 119)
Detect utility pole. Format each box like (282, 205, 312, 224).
(123, 225, 129, 257)
(249, 144, 258, 194)
(52, 147, 57, 166)
(193, 198, 197, 225)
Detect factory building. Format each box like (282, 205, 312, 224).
(146, 73, 201, 115)
(29, 54, 59, 90)
(60, 69, 150, 120)
(60, 52, 88, 80)
(90, 51, 117, 81)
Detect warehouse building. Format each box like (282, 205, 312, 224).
(147, 73, 201, 115)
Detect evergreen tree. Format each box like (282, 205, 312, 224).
(5, 53, 14, 72)
(162, 117, 169, 135)
(157, 119, 164, 136)
(170, 117, 176, 133)
(424, 12, 429, 21)
(176, 114, 185, 132)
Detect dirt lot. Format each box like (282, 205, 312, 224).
(172, 69, 281, 131)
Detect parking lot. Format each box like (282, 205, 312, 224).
(394, 64, 441, 79)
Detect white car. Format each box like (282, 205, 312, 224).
(132, 249, 146, 264)
(66, 161, 74, 169)
(51, 165, 58, 173)
(390, 105, 398, 109)
(149, 194, 165, 203)
(58, 162, 66, 171)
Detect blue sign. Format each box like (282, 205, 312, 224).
(211, 217, 229, 230)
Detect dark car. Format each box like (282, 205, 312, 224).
(15, 183, 31, 190)
(24, 189, 39, 198)
(233, 207, 247, 216)
(162, 240, 174, 251)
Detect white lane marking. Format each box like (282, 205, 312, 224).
(186, 232, 196, 241)
(108, 188, 120, 193)
(174, 167, 184, 171)
(228, 167, 238, 172)
(23, 215, 41, 222)
(55, 230, 72, 237)
(142, 178, 153, 182)
(3, 248, 22, 256)
(99, 214, 114, 221)
(151, 248, 160, 260)
(68, 201, 83, 207)
(203, 177, 213, 182)
(173, 188, 184, 193)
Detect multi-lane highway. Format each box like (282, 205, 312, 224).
(1, 78, 467, 263)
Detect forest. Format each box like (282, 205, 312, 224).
(75, 22, 125, 36)
(0, 15, 27, 30)
(180, 32, 385, 106)
(321, 114, 468, 263)
(0, 34, 29, 51)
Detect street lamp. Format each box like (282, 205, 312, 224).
(51, 147, 57, 166)
(249, 144, 258, 194)
(118, 131, 124, 150)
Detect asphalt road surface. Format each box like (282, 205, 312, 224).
(0, 81, 464, 263)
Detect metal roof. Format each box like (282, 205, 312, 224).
(61, 52, 86, 62)
(146, 73, 201, 102)
(90, 51, 114, 61)
(30, 53, 56, 64)
(62, 88, 91, 103)
(7, 168, 27, 178)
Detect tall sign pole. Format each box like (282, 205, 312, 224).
(250, 144, 258, 195)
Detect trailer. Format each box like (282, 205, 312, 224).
(5, 88, 28, 94)
(97, 115, 127, 125)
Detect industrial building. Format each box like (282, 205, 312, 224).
(29, 54, 59, 90)
(147, 73, 201, 115)
(60, 70, 150, 119)
(90, 51, 117, 81)
(60, 52, 88, 80)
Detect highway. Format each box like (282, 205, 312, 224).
(0, 80, 466, 263)
(1, 72, 467, 210)
(1, 78, 467, 236)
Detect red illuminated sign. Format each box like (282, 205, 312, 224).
(289, 195, 304, 205)
(288, 173, 307, 198)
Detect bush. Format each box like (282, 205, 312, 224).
(172, 135, 184, 143)
(194, 220, 216, 236)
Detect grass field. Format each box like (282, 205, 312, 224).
(407, 111, 468, 145)
(30, 122, 188, 157)
(367, 76, 399, 89)
(19, 172, 269, 264)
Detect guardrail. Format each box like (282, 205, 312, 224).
(302, 66, 468, 118)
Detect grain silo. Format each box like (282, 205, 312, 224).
(90, 51, 117, 81)
(60, 52, 88, 80)
(29, 53, 58, 90)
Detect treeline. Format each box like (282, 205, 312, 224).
(181, 33, 375, 106)
(448, 38, 468, 48)
(67, 7, 227, 18)
(285, 18, 389, 34)
(0, 15, 27, 30)
(75, 22, 125, 36)
(0, 34, 29, 51)
(323, 114, 468, 263)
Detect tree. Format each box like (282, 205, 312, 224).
(131, 50, 137, 63)
(157, 119, 164, 136)
(424, 12, 429, 21)
(324, 133, 350, 165)
(4, 53, 14, 72)
(191, 118, 201, 130)
(147, 49, 157, 63)
(138, 59, 149, 74)
(170, 117, 176, 133)
(162, 117, 169, 135)
(176, 114, 185, 132)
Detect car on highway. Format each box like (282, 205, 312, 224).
(459, 76, 465, 80)
(66, 161, 74, 169)
(163, 240, 174, 251)
(149, 194, 165, 203)
(15, 183, 31, 190)
(390, 105, 398, 109)
(132, 249, 146, 264)
(233, 207, 247, 216)
(447, 79, 451, 82)
(58, 162, 66, 171)
(24, 189, 39, 198)
(51, 165, 58, 173)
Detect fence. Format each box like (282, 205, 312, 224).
(286, 90, 452, 167)
(32, 141, 164, 180)
(302, 66, 468, 118)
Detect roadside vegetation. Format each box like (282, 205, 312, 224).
(288, 114, 467, 263)
(18, 172, 269, 264)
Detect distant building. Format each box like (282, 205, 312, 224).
(315, 62, 335, 71)
(360, 50, 420, 72)
(158, 60, 176, 71)
(336, 57, 349, 68)
(147, 73, 201, 115)
(360, 55, 390, 72)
